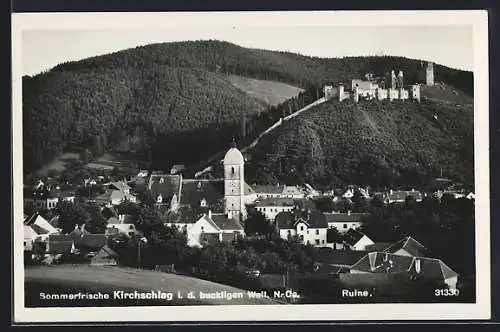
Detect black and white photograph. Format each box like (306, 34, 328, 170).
(12, 10, 490, 322)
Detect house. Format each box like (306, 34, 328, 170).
(383, 236, 427, 257)
(324, 212, 368, 233)
(105, 217, 139, 238)
(24, 213, 60, 241)
(342, 188, 355, 200)
(166, 210, 244, 247)
(95, 189, 136, 206)
(384, 189, 423, 204)
(91, 245, 119, 265)
(348, 252, 459, 289)
(179, 179, 224, 210)
(108, 181, 131, 194)
(275, 211, 329, 247)
(148, 173, 182, 209)
(252, 184, 304, 200)
(24, 225, 40, 251)
(28, 186, 76, 210)
(254, 197, 295, 221)
(342, 229, 375, 251)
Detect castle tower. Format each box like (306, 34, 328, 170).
(223, 140, 246, 220)
(391, 70, 397, 89)
(426, 62, 434, 86)
(398, 70, 404, 89)
(338, 84, 344, 102)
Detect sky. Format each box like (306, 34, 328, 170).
(22, 25, 473, 76)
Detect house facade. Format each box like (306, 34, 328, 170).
(343, 229, 375, 251)
(275, 211, 329, 247)
(324, 212, 368, 233)
(254, 197, 295, 221)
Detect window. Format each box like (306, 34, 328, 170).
(343, 224, 347, 229)
(300, 226, 304, 231)
(201, 226, 204, 231)
(315, 239, 320, 245)
(129, 225, 134, 230)
(306, 240, 310, 244)
(307, 230, 309, 235)
(231, 167, 235, 175)
(159, 178, 164, 184)
(300, 235, 304, 240)
(322, 240, 325, 244)
(315, 230, 319, 235)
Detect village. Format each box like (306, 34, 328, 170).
(23, 131, 475, 299)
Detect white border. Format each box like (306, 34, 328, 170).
(12, 10, 490, 323)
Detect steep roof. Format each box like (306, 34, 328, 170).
(93, 245, 119, 259)
(180, 179, 224, 207)
(365, 242, 393, 252)
(24, 213, 59, 234)
(244, 182, 256, 195)
(275, 212, 295, 229)
(351, 252, 415, 273)
(24, 225, 39, 240)
(148, 174, 181, 200)
(210, 214, 244, 231)
(101, 206, 118, 220)
(384, 236, 427, 257)
(324, 212, 369, 223)
(254, 197, 294, 207)
(109, 181, 131, 192)
(343, 229, 369, 246)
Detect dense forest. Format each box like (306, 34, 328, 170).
(245, 97, 474, 189)
(23, 40, 474, 186)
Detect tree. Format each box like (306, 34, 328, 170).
(244, 209, 274, 237)
(314, 196, 336, 213)
(55, 200, 90, 233)
(137, 189, 157, 208)
(352, 191, 368, 213)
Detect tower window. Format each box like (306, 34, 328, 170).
(231, 167, 235, 175)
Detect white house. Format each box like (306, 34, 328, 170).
(275, 211, 328, 247)
(324, 212, 368, 233)
(342, 229, 375, 251)
(252, 184, 304, 200)
(105, 217, 139, 238)
(254, 197, 295, 221)
(23, 213, 60, 241)
(166, 210, 244, 247)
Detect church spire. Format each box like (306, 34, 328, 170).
(231, 135, 236, 148)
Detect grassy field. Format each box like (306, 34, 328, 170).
(25, 265, 281, 307)
(227, 75, 304, 106)
(35, 152, 81, 176)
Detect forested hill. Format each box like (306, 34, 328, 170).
(245, 97, 474, 190)
(23, 40, 473, 175)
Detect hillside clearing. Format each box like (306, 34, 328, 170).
(25, 265, 281, 307)
(227, 75, 304, 106)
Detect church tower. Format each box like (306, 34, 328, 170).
(223, 140, 246, 220)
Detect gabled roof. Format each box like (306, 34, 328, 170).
(282, 186, 304, 196)
(148, 174, 182, 200)
(365, 242, 393, 252)
(343, 229, 369, 246)
(109, 181, 131, 192)
(254, 197, 294, 207)
(101, 206, 118, 220)
(324, 212, 369, 223)
(416, 257, 459, 280)
(275, 211, 328, 229)
(24, 213, 59, 234)
(384, 236, 427, 257)
(93, 245, 119, 259)
(244, 183, 256, 195)
(107, 217, 121, 224)
(210, 214, 244, 231)
(24, 225, 39, 240)
(351, 252, 415, 273)
(180, 179, 223, 207)
(76, 234, 107, 250)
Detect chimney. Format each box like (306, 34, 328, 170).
(227, 210, 232, 219)
(415, 258, 421, 274)
(390, 189, 393, 195)
(347, 210, 351, 216)
(208, 210, 212, 219)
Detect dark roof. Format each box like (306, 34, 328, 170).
(316, 250, 368, 266)
(254, 197, 294, 207)
(148, 174, 181, 200)
(69, 227, 90, 238)
(384, 236, 427, 256)
(294, 198, 318, 211)
(31, 224, 50, 235)
(94, 245, 119, 259)
(76, 234, 107, 250)
(109, 182, 131, 192)
(252, 185, 285, 194)
(180, 180, 224, 207)
(365, 242, 393, 252)
(101, 206, 118, 220)
(275, 212, 294, 229)
(48, 234, 74, 242)
(275, 211, 328, 229)
(343, 229, 367, 246)
(47, 241, 74, 254)
(324, 213, 369, 223)
(417, 257, 459, 279)
(210, 214, 244, 231)
(351, 252, 415, 273)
